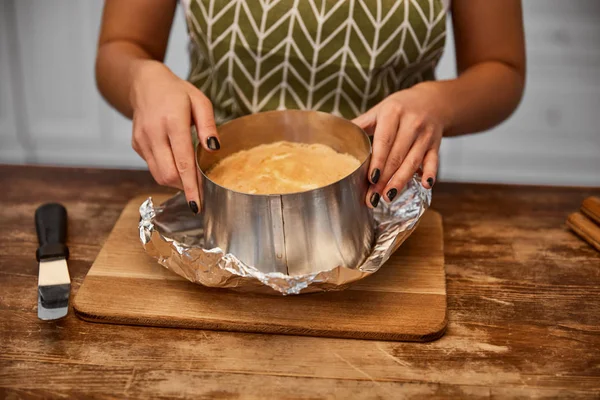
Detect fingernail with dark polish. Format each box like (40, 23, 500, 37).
(207, 136, 221, 151)
(370, 168, 380, 184)
(427, 177, 435, 188)
(387, 188, 397, 202)
(370, 192, 380, 208)
(189, 201, 199, 214)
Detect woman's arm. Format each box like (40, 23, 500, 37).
(96, 0, 220, 214)
(423, 0, 526, 136)
(96, 0, 177, 118)
(353, 0, 525, 207)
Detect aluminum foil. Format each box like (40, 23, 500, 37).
(139, 174, 431, 295)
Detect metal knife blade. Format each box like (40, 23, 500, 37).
(38, 259, 70, 320)
(35, 203, 71, 320)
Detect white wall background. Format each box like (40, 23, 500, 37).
(1, 0, 599, 186)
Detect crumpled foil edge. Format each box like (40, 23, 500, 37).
(139, 175, 431, 295)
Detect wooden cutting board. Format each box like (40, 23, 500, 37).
(73, 195, 447, 342)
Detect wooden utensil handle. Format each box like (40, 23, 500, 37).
(566, 212, 600, 252)
(581, 196, 600, 225)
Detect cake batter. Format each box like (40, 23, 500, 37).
(207, 141, 360, 194)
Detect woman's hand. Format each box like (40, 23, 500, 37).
(352, 83, 450, 208)
(130, 61, 220, 213)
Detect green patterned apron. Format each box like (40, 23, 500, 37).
(182, 0, 448, 124)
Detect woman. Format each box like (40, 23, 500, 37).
(96, 0, 525, 213)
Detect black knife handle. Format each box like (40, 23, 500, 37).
(35, 203, 69, 261)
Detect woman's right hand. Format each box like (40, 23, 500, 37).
(130, 61, 220, 214)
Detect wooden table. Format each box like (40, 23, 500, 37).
(1, 165, 599, 399)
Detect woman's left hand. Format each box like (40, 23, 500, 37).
(352, 82, 450, 208)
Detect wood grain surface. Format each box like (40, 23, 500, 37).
(1, 165, 600, 399)
(73, 195, 446, 341)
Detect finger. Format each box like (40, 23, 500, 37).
(197, 171, 204, 210)
(421, 148, 439, 189)
(131, 115, 143, 158)
(135, 135, 163, 187)
(165, 113, 202, 214)
(132, 119, 162, 183)
(370, 115, 421, 197)
(131, 114, 152, 161)
(367, 106, 400, 186)
(365, 188, 381, 209)
(188, 89, 220, 152)
(351, 106, 378, 132)
(147, 128, 183, 190)
(383, 144, 428, 202)
(145, 153, 164, 188)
